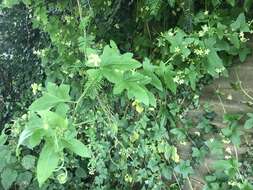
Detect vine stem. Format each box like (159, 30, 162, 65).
(76, 0, 83, 20)
(187, 176, 194, 190)
(216, 88, 226, 114)
(173, 172, 182, 190)
(76, 0, 88, 57)
(235, 71, 253, 101)
(233, 145, 244, 183)
(73, 77, 98, 119)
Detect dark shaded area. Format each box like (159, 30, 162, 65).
(0, 4, 45, 127)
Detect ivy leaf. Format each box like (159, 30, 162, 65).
(186, 66, 197, 91)
(16, 171, 33, 189)
(1, 168, 17, 190)
(230, 13, 250, 32)
(29, 83, 70, 111)
(239, 47, 251, 62)
(244, 117, 253, 129)
(212, 160, 232, 171)
(229, 33, 240, 49)
(22, 155, 36, 170)
(37, 141, 60, 187)
(206, 50, 223, 76)
(170, 128, 186, 140)
(174, 160, 194, 178)
(205, 139, 223, 156)
(63, 139, 91, 158)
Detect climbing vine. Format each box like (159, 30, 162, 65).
(1, 0, 253, 189)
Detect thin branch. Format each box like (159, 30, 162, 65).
(187, 176, 194, 190)
(235, 71, 253, 101)
(173, 172, 182, 190)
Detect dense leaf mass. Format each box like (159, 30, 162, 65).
(1, 0, 253, 189)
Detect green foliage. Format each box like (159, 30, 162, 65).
(1, 0, 253, 189)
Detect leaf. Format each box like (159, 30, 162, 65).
(127, 84, 150, 105)
(244, 118, 253, 129)
(29, 94, 61, 111)
(18, 114, 44, 147)
(187, 66, 197, 90)
(230, 13, 250, 32)
(0, 146, 11, 172)
(229, 33, 240, 49)
(206, 50, 223, 76)
(168, 0, 175, 7)
(22, 155, 36, 170)
(140, 70, 163, 91)
(55, 103, 69, 117)
(16, 171, 32, 188)
(239, 47, 251, 62)
(1, 168, 17, 190)
(164, 70, 177, 94)
(37, 141, 60, 187)
(18, 126, 42, 147)
(174, 160, 193, 178)
(110, 71, 151, 105)
(170, 128, 186, 140)
(205, 139, 223, 156)
(63, 139, 91, 158)
(29, 83, 70, 111)
(226, 0, 235, 6)
(212, 160, 233, 170)
(244, 0, 253, 12)
(38, 111, 68, 131)
(2, 0, 20, 8)
(101, 45, 141, 71)
(0, 132, 8, 145)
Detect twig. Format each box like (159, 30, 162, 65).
(216, 89, 226, 114)
(235, 71, 253, 101)
(233, 145, 244, 183)
(187, 176, 194, 190)
(173, 172, 182, 190)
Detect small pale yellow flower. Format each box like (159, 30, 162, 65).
(227, 94, 233, 100)
(174, 47, 180, 53)
(202, 25, 209, 33)
(204, 49, 210, 55)
(87, 53, 101, 67)
(194, 131, 200, 136)
(222, 139, 231, 144)
(31, 83, 42, 95)
(225, 147, 232, 154)
(168, 31, 174, 36)
(198, 31, 205, 37)
(132, 101, 144, 113)
(43, 123, 49, 130)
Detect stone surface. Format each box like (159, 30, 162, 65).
(183, 45, 253, 189)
